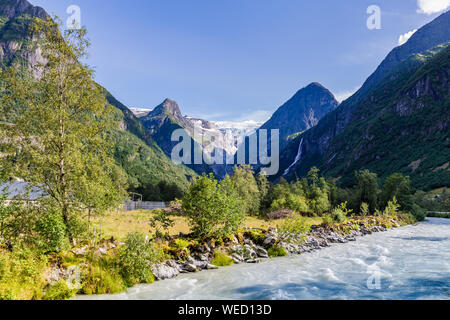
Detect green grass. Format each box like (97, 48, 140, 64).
(267, 246, 288, 258)
(211, 252, 234, 266)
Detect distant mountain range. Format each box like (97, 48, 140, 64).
(2, 0, 449, 192)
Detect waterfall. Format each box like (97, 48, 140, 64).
(283, 138, 304, 176)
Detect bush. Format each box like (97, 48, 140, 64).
(321, 215, 334, 227)
(270, 194, 309, 214)
(383, 197, 400, 216)
(149, 209, 174, 239)
(331, 202, 352, 222)
(35, 210, 69, 252)
(410, 204, 426, 221)
(43, 280, 76, 300)
(118, 232, 163, 286)
(0, 248, 48, 300)
(278, 215, 311, 234)
(211, 252, 234, 266)
(80, 258, 126, 295)
(267, 246, 287, 258)
(168, 238, 191, 260)
(182, 174, 246, 238)
(360, 202, 370, 217)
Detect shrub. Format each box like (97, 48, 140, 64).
(149, 209, 175, 238)
(0, 248, 48, 300)
(43, 280, 76, 300)
(118, 232, 163, 286)
(360, 202, 370, 217)
(278, 215, 311, 234)
(383, 197, 400, 216)
(80, 258, 126, 295)
(267, 246, 287, 258)
(35, 210, 69, 252)
(410, 204, 426, 221)
(266, 209, 294, 220)
(230, 165, 261, 215)
(331, 202, 352, 222)
(182, 174, 246, 238)
(321, 214, 334, 227)
(211, 252, 234, 266)
(168, 238, 191, 260)
(270, 194, 309, 214)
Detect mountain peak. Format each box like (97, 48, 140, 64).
(152, 98, 183, 118)
(0, 0, 47, 20)
(260, 83, 338, 144)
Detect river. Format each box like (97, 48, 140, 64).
(76, 218, 450, 300)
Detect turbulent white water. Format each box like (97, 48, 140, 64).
(77, 218, 450, 300)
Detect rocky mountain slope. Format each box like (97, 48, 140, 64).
(260, 82, 338, 145)
(0, 0, 196, 192)
(278, 11, 450, 190)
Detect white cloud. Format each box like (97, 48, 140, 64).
(398, 29, 418, 46)
(334, 87, 359, 103)
(417, 0, 450, 14)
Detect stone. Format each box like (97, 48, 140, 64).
(254, 246, 269, 258)
(152, 263, 180, 280)
(72, 245, 88, 256)
(263, 236, 277, 246)
(183, 263, 197, 272)
(206, 264, 218, 270)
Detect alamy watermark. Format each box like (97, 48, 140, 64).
(367, 5, 382, 30)
(171, 128, 280, 176)
(366, 264, 381, 290)
(66, 5, 81, 30)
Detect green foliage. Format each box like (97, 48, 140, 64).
(355, 170, 379, 212)
(0, 17, 127, 244)
(360, 202, 370, 217)
(80, 256, 126, 295)
(278, 215, 311, 234)
(383, 197, 401, 216)
(211, 252, 234, 267)
(229, 165, 261, 215)
(381, 173, 413, 210)
(112, 129, 195, 197)
(182, 174, 246, 238)
(321, 215, 334, 227)
(34, 209, 69, 252)
(168, 238, 191, 260)
(118, 232, 163, 286)
(149, 209, 175, 239)
(270, 194, 309, 213)
(267, 246, 288, 258)
(43, 280, 76, 300)
(0, 247, 48, 300)
(331, 202, 352, 222)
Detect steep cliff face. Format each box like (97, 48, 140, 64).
(280, 45, 450, 190)
(260, 82, 338, 142)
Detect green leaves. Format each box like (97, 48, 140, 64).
(182, 174, 246, 238)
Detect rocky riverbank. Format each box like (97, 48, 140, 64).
(150, 215, 411, 281)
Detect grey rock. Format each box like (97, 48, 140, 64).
(152, 263, 180, 280)
(183, 263, 197, 272)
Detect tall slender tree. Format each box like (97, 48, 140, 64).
(0, 17, 127, 243)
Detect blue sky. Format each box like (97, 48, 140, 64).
(30, 0, 448, 122)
